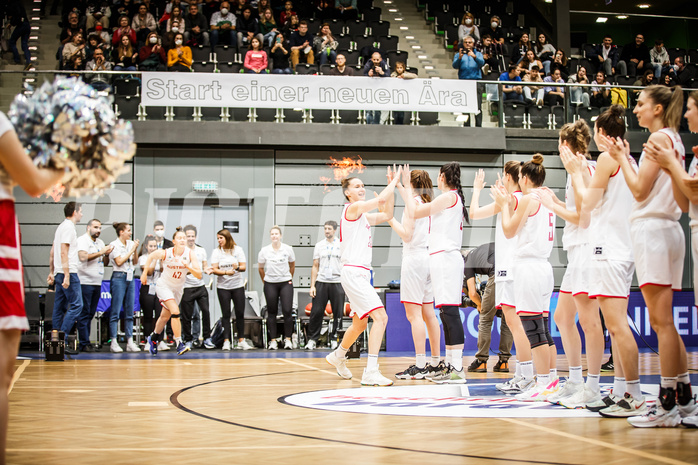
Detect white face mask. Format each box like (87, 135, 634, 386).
(491, 21, 498, 28)
(221, 8, 229, 15)
(673, 64, 680, 72)
(154, 230, 165, 238)
(175, 39, 183, 45)
(149, 36, 157, 44)
(172, 26, 179, 33)
(465, 19, 472, 26)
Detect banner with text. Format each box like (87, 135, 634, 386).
(140, 72, 478, 113)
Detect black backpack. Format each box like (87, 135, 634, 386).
(209, 317, 225, 348)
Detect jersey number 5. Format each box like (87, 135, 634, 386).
(548, 213, 554, 242)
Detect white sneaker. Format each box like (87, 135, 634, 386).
(330, 340, 338, 350)
(678, 396, 698, 418)
(305, 339, 317, 350)
(599, 393, 648, 418)
(361, 367, 393, 386)
(110, 340, 123, 353)
(222, 340, 232, 350)
(326, 350, 352, 379)
(499, 376, 536, 394)
(547, 379, 581, 404)
(238, 339, 253, 350)
(586, 391, 622, 412)
(291, 333, 299, 349)
(627, 402, 680, 428)
(560, 386, 602, 409)
(682, 410, 698, 428)
(268, 339, 278, 350)
(157, 341, 170, 351)
(496, 376, 520, 391)
(125, 339, 140, 352)
(284, 338, 293, 350)
(430, 365, 467, 384)
(515, 382, 549, 402)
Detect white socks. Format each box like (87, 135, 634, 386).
(586, 373, 600, 392)
(626, 379, 642, 399)
(430, 355, 440, 367)
(569, 366, 583, 384)
(367, 354, 378, 370)
(336, 344, 349, 358)
(521, 360, 534, 379)
(613, 377, 626, 396)
(448, 349, 463, 371)
(415, 354, 427, 369)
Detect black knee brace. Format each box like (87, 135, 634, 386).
(170, 313, 180, 319)
(440, 306, 464, 345)
(543, 316, 554, 346)
(520, 314, 547, 349)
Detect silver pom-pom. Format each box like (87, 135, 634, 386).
(8, 77, 136, 198)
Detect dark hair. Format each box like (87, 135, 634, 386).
(242, 5, 252, 13)
(439, 162, 469, 224)
(641, 84, 684, 131)
(153, 220, 164, 228)
(88, 218, 101, 227)
(173, 226, 186, 240)
(248, 36, 261, 50)
(324, 220, 338, 230)
(531, 65, 540, 71)
(603, 34, 612, 40)
(641, 68, 654, 85)
(183, 224, 197, 235)
(299, 19, 308, 26)
(595, 104, 626, 139)
(481, 33, 492, 41)
(410, 169, 434, 204)
(655, 38, 663, 46)
(508, 63, 518, 72)
(139, 234, 157, 257)
(503, 160, 522, 184)
(64, 201, 81, 217)
(559, 119, 592, 156)
(520, 154, 546, 187)
(217, 228, 237, 250)
(112, 222, 129, 236)
(341, 176, 358, 201)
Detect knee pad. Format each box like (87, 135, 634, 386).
(170, 313, 180, 319)
(543, 316, 554, 346)
(440, 306, 464, 345)
(520, 314, 547, 349)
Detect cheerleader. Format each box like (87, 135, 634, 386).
(142, 228, 202, 356)
(326, 166, 401, 386)
(607, 85, 691, 428)
(389, 169, 442, 380)
(401, 162, 468, 384)
(491, 155, 557, 400)
(0, 111, 62, 465)
(471, 163, 535, 393)
(537, 120, 604, 406)
(620, 89, 698, 427)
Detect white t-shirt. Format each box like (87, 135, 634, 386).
(313, 237, 341, 283)
(0, 112, 15, 201)
(210, 246, 246, 289)
(258, 243, 295, 283)
(138, 253, 161, 285)
(109, 239, 136, 273)
(184, 245, 207, 288)
(76, 233, 106, 285)
(53, 219, 79, 274)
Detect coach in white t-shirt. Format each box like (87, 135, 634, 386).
(48, 202, 83, 353)
(76, 219, 112, 352)
(306, 220, 345, 350)
(180, 225, 213, 349)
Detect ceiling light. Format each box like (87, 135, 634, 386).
(388, 8, 397, 12)
(638, 4, 650, 8)
(596, 17, 608, 23)
(418, 55, 428, 59)
(616, 15, 628, 19)
(411, 45, 421, 49)
(399, 26, 408, 30)
(544, 0, 552, 3)
(405, 35, 414, 39)
(394, 17, 403, 21)
(424, 65, 434, 70)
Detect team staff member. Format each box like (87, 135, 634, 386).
(76, 219, 112, 352)
(463, 242, 513, 374)
(180, 225, 213, 350)
(153, 220, 173, 249)
(306, 220, 344, 350)
(108, 223, 140, 353)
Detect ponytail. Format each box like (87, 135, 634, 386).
(642, 85, 684, 131)
(440, 162, 469, 225)
(410, 169, 434, 203)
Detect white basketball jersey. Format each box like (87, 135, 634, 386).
(428, 191, 464, 254)
(158, 247, 191, 290)
(403, 196, 430, 254)
(630, 128, 684, 222)
(688, 155, 698, 228)
(514, 199, 555, 260)
(562, 161, 596, 250)
(589, 158, 636, 262)
(495, 191, 523, 282)
(340, 203, 373, 269)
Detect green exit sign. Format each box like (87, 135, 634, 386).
(192, 181, 218, 192)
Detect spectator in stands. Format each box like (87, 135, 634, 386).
(232, 0, 253, 18)
(270, 33, 292, 73)
(289, 20, 314, 70)
(649, 39, 670, 79)
(86, 0, 111, 31)
(617, 33, 650, 77)
(162, 19, 181, 50)
(139, 31, 167, 70)
(335, 0, 358, 21)
(184, 3, 210, 46)
(522, 64, 545, 106)
(259, 8, 278, 48)
(543, 67, 565, 106)
(589, 70, 611, 107)
(237, 6, 263, 51)
(112, 34, 138, 71)
(453, 35, 484, 80)
(516, 49, 542, 78)
(91, 23, 111, 46)
(112, 15, 136, 47)
(458, 12, 480, 43)
(500, 63, 524, 102)
(132, 2, 157, 44)
(167, 32, 192, 70)
(60, 11, 84, 46)
(63, 31, 87, 68)
(85, 33, 103, 61)
(511, 32, 531, 65)
(244, 37, 268, 73)
(66, 54, 85, 72)
(329, 53, 353, 75)
(485, 15, 505, 48)
(279, 0, 296, 26)
(85, 47, 113, 90)
(477, 34, 499, 74)
(549, 49, 569, 80)
(314, 23, 338, 65)
(166, 5, 186, 33)
(391, 61, 417, 124)
(112, 0, 135, 27)
(209, 1, 237, 49)
(139, 0, 157, 17)
(668, 57, 691, 87)
(314, 1, 336, 22)
(534, 33, 555, 75)
(591, 35, 619, 77)
(632, 69, 655, 100)
(363, 52, 389, 124)
(282, 14, 299, 38)
(568, 66, 591, 107)
(257, 0, 272, 18)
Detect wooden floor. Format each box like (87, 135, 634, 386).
(7, 350, 698, 465)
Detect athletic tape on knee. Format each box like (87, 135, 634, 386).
(520, 314, 547, 348)
(440, 306, 464, 345)
(543, 316, 554, 346)
(170, 313, 181, 319)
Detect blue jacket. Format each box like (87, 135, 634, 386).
(452, 50, 484, 80)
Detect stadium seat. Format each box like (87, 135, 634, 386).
(192, 61, 216, 73)
(503, 101, 527, 128)
(214, 45, 237, 63)
(114, 95, 140, 120)
(295, 63, 318, 74)
(528, 105, 550, 129)
(191, 45, 212, 62)
(113, 78, 140, 96)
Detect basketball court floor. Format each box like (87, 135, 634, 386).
(7, 349, 698, 465)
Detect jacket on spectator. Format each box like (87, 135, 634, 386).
(288, 30, 312, 48)
(650, 46, 669, 66)
(543, 75, 564, 95)
(591, 43, 619, 69)
(363, 59, 389, 77)
(619, 43, 650, 66)
(167, 47, 192, 68)
(453, 50, 484, 80)
(139, 43, 167, 70)
(112, 27, 137, 46)
(185, 12, 209, 33)
(132, 13, 157, 33)
(237, 15, 259, 35)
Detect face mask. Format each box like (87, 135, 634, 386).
(95, 24, 103, 31)
(175, 39, 183, 45)
(221, 8, 228, 15)
(150, 36, 157, 44)
(491, 22, 498, 28)
(673, 64, 680, 72)
(172, 27, 179, 33)
(465, 19, 472, 25)
(154, 230, 165, 238)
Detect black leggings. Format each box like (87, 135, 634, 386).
(264, 281, 294, 339)
(217, 287, 246, 340)
(308, 282, 345, 341)
(139, 284, 167, 338)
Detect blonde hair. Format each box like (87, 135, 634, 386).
(641, 85, 685, 131)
